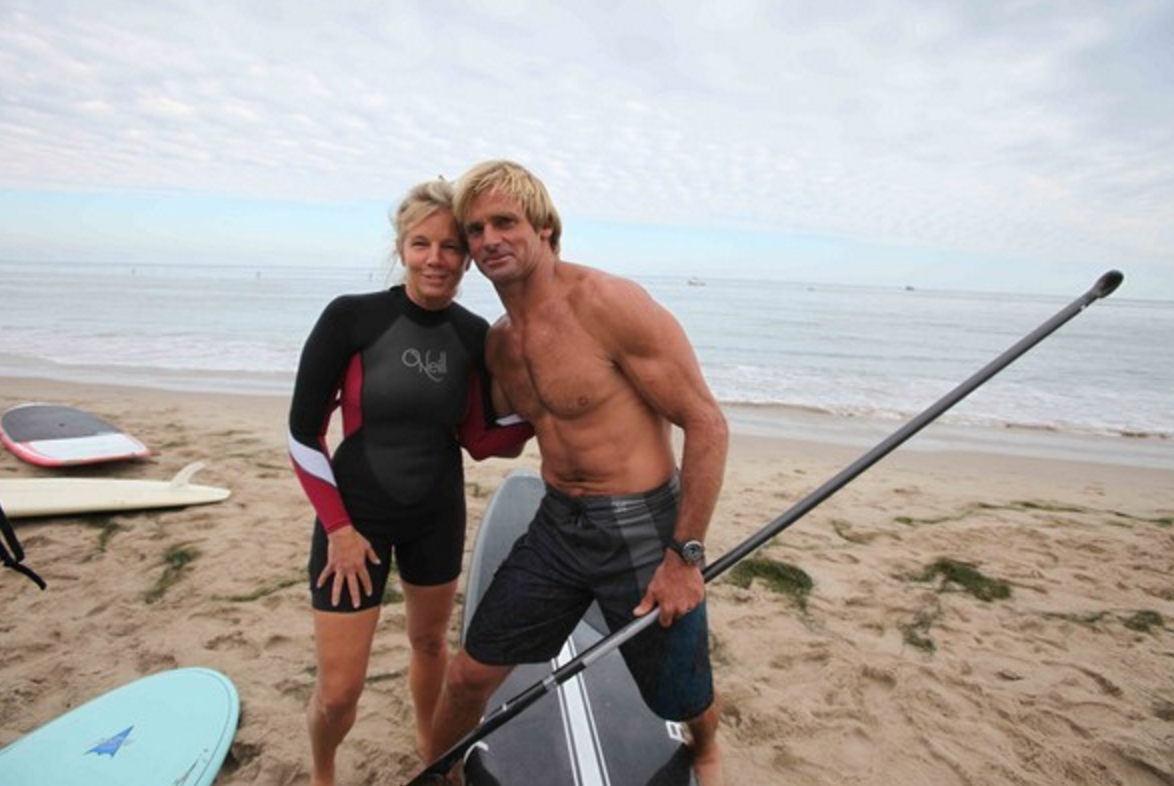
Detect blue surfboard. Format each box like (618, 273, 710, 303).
(462, 470, 697, 785)
(0, 667, 239, 786)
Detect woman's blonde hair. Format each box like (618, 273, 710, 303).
(383, 179, 467, 286)
(453, 160, 562, 254)
(392, 178, 467, 258)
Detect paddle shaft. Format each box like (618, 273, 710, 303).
(405, 269, 1124, 784)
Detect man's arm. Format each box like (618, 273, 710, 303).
(594, 277, 729, 624)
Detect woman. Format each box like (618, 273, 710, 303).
(288, 179, 530, 786)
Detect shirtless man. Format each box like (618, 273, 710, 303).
(429, 160, 728, 785)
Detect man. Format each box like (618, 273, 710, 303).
(431, 160, 728, 785)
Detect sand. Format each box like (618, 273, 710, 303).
(1, 377, 1171, 785)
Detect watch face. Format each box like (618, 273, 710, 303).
(681, 540, 705, 564)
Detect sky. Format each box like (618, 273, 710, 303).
(1, 0, 1172, 299)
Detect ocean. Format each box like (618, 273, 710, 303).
(1, 260, 1171, 449)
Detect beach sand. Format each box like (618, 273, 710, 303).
(1, 377, 1171, 785)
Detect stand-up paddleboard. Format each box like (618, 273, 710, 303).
(462, 470, 698, 786)
(0, 667, 239, 785)
(0, 462, 230, 519)
(1, 404, 149, 467)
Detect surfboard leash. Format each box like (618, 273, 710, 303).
(0, 498, 47, 590)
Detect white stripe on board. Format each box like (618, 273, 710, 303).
(553, 638, 611, 786)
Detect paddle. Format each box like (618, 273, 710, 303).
(405, 269, 1124, 785)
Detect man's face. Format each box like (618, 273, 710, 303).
(463, 189, 552, 283)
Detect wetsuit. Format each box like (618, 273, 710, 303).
(289, 286, 530, 610)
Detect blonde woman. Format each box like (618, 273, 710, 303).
(289, 179, 530, 785)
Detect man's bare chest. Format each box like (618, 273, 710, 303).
(506, 322, 616, 419)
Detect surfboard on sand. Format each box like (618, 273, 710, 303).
(0, 667, 239, 786)
(1, 403, 150, 467)
(0, 462, 231, 519)
(461, 469, 698, 786)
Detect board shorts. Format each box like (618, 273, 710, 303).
(464, 475, 715, 722)
(308, 472, 466, 612)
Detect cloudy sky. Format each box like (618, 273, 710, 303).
(1, 0, 1172, 298)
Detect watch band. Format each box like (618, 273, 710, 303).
(668, 538, 706, 566)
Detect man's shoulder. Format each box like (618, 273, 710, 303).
(560, 262, 648, 305)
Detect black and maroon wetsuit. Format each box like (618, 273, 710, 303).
(288, 285, 529, 606)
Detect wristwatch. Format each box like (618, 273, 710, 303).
(668, 538, 706, 567)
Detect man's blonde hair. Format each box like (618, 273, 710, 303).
(454, 160, 562, 254)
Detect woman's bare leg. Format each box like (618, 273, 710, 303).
(401, 578, 459, 759)
(308, 607, 380, 786)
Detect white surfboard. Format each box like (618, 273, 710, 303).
(1, 403, 150, 467)
(0, 462, 230, 519)
(0, 667, 239, 786)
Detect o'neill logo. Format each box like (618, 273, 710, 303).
(402, 348, 447, 382)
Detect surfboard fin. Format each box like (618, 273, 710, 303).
(170, 461, 206, 488)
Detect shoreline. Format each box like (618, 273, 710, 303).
(3, 375, 1173, 785)
(3, 352, 1170, 445)
(723, 403, 1174, 475)
(2, 372, 1171, 477)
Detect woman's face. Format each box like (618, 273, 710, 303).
(400, 209, 469, 310)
